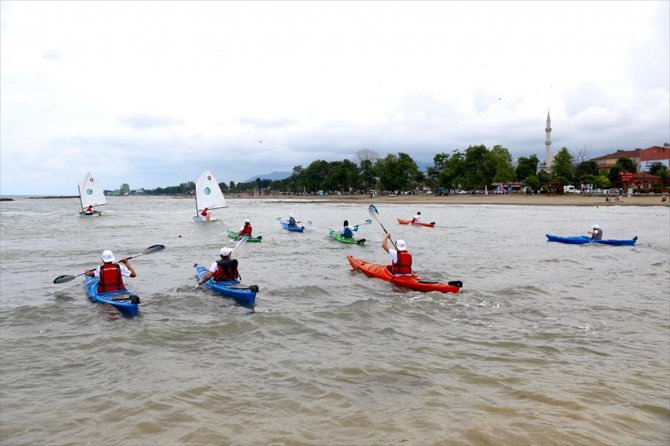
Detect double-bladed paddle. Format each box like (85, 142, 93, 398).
(368, 204, 397, 249)
(53, 244, 166, 284)
(352, 219, 372, 231)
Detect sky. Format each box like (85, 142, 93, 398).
(1, 1, 669, 195)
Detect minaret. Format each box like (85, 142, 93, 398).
(545, 110, 553, 170)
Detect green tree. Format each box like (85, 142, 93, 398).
(303, 160, 331, 192)
(287, 165, 304, 192)
(374, 153, 420, 192)
(515, 154, 540, 181)
(323, 159, 360, 192)
(359, 159, 376, 191)
(575, 160, 599, 181)
(551, 147, 575, 183)
(647, 162, 668, 178)
(523, 175, 541, 192)
(397, 152, 422, 190)
(463, 145, 494, 190)
(487, 145, 515, 182)
(428, 151, 466, 190)
(608, 157, 638, 186)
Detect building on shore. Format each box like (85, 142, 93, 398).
(591, 145, 670, 171)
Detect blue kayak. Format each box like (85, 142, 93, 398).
(194, 264, 258, 306)
(84, 275, 140, 317)
(279, 220, 304, 232)
(546, 234, 638, 246)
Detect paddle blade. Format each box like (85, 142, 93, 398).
(126, 244, 166, 260)
(356, 239, 366, 245)
(143, 244, 166, 255)
(53, 274, 76, 284)
(232, 236, 248, 255)
(448, 280, 463, 288)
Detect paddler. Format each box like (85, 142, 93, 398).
(238, 219, 253, 238)
(197, 246, 240, 285)
(84, 250, 136, 293)
(340, 220, 354, 239)
(588, 224, 603, 240)
(381, 233, 413, 276)
(411, 211, 422, 223)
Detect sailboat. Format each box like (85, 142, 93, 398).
(78, 172, 107, 217)
(193, 169, 227, 222)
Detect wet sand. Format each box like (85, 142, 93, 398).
(230, 193, 670, 207)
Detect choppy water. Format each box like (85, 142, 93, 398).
(1, 196, 669, 446)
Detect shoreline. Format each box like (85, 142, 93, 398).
(4, 194, 669, 207)
(226, 194, 670, 207)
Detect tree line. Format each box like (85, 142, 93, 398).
(142, 146, 669, 196)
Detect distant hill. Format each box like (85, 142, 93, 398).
(245, 171, 291, 182)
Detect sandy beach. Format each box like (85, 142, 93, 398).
(229, 193, 670, 207)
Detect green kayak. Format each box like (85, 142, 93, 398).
(228, 230, 262, 243)
(328, 230, 365, 245)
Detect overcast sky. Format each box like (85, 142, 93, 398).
(2, 1, 669, 195)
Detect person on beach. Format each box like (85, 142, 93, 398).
(588, 224, 603, 240)
(84, 250, 136, 293)
(411, 211, 422, 223)
(197, 246, 239, 285)
(340, 220, 354, 239)
(238, 219, 253, 237)
(382, 233, 413, 276)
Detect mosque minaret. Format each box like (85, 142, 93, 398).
(545, 110, 553, 170)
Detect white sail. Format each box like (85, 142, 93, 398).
(195, 169, 226, 211)
(78, 172, 107, 209)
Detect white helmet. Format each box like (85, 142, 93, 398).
(219, 247, 232, 257)
(593, 224, 600, 230)
(101, 250, 115, 263)
(396, 240, 407, 251)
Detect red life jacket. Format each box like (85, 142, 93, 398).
(201, 208, 208, 216)
(239, 224, 253, 236)
(213, 258, 239, 281)
(391, 250, 413, 275)
(98, 263, 124, 292)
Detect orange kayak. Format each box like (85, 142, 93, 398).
(397, 218, 435, 227)
(347, 255, 461, 293)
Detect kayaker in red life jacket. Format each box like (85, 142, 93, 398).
(382, 233, 413, 276)
(84, 250, 136, 293)
(238, 219, 253, 237)
(197, 247, 240, 285)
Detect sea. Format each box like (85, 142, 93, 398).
(1, 196, 668, 446)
